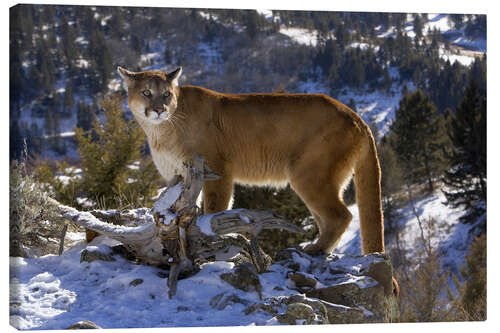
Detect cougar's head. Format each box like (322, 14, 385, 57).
(117, 66, 183, 125)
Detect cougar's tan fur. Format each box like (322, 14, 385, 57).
(118, 66, 384, 254)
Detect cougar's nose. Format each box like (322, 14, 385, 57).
(154, 107, 164, 114)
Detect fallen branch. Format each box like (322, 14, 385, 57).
(53, 154, 306, 297)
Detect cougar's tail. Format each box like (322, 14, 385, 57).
(354, 131, 385, 254)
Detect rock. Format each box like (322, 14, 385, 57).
(277, 303, 317, 325)
(210, 293, 250, 310)
(80, 249, 115, 263)
(65, 320, 101, 329)
(129, 279, 143, 287)
(220, 263, 262, 298)
(209, 293, 224, 308)
(361, 254, 394, 295)
(305, 279, 386, 321)
(282, 295, 329, 324)
(244, 303, 278, 316)
(320, 302, 367, 324)
(288, 272, 317, 290)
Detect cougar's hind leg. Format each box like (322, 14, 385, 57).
(290, 156, 354, 254)
(297, 186, 352, 254)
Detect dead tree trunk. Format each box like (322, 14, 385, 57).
(52, 154, 305, 298)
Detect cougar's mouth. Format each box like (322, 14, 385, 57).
(145, 105, 170, 123)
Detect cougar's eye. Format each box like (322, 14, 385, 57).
(142, 90, 151, 97)
(163, 91, 171, 98)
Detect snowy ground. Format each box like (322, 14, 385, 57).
(9, 188, 478, 330)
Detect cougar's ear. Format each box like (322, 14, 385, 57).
(167, 67, 182, 87)
(117, 66, 136, 86)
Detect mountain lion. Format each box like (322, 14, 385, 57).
(117, 66, 384, 255)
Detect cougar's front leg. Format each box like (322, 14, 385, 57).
(202, 176, 234, 214)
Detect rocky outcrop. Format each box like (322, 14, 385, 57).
(252, 248, 399, 324)
(83, 243, 398, 325)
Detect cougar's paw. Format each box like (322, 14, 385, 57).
(302, 242, 324, 255)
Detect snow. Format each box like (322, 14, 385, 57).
(338, 79, 414, 138)
(10, 236, 390, 329)
(195, 209, 244, 236)
(256, 9, 273, 21)
(140, 52, 161, 66)
(152, 182, 184, 215)
(198, 11, 213, 21)
(451, 36, 487, 52)
(296, 72, 413, 139)
(9, 240, 274, 329)
(348, 42, 379, 52)
(279, 27, 319, 47)
(439, 49, 477, 66)
(75, 36, 88, 45)
(9, 185, 480, 329)
(337, 190, 478, 275)
(195, 213, 217, 236)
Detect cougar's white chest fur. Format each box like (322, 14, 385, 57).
(150, 148, 185, 183)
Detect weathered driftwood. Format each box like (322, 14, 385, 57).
(53, 154, 305, 298)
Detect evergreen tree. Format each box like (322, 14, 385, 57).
(109, 7, 126, 40)
(35, 39, 56, 93)
(60, 13, 79, 70)
(443, 81, 486, 218)
(89, 30, 114, 92)
(413, 14, 423, 40)
(76, 100, 96, 132)
(10, 120, 23, 161)
(382, 66, 392, 92)
(74, 96, 160, 208)
(27, 122, 43, 156)
(164, 46, 173, 65)
(448, 14, 464, 30)
(391, 90, 447, 192)
(378, 138, 403, 235)
(244, 10, 261, 41)
(63, 81, 75, 117)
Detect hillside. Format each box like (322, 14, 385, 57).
(10, 6, 486, 159)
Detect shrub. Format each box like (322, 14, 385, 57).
(10, 156, 65, 257)
(449, 234, 486, 321)
(73, 95, 162, 209)
(35, 95, 162, 210)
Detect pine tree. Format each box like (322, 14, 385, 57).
(10, 120, 23, 161)
(109, 7, 126, 40)
(76, 100, 96, 132)
(391, 90, 448, 192)
(87, 28, 114, 92)
(413, 14, 423, 41)
(63, 81, 75, 117)
(164, 45, 172, 65)
(442, 81, 486, 218)
(60, 13, 79, 70)
(75, 96, 160, 208)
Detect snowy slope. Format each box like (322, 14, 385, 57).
(337, 191, 481, 274)
(10, 232, 391, 329)
(10, 239, 269, 329)
(297, 73, 413, 138)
